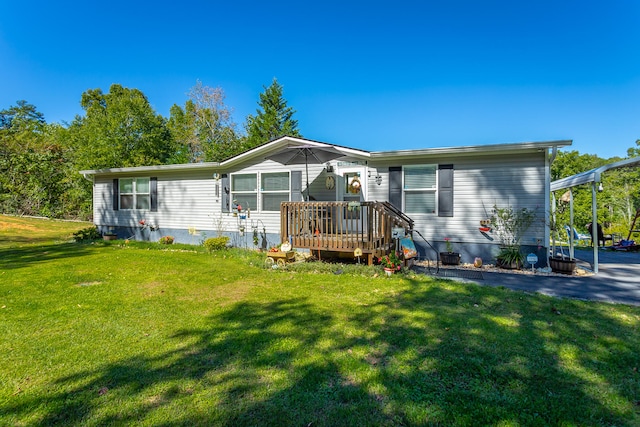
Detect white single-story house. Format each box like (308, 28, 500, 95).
(80, 136, 572, 265)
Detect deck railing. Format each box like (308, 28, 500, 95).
(280, 201, 413, 257)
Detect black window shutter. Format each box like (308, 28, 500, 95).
(291, 171, 303, 201)
(113, 179, 119, 211)
(438, 164, 454, 217)
(150, 177, 158, 212)
(388, 167, 402, 210)
(221, 174, 230, 212)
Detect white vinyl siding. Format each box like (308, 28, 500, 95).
(404, 165, 436, 214)
(119, 178, 150, 210)
(92, 163, 304, 234)
(369, 153, 547, 245)
(261, 172, 290, 211)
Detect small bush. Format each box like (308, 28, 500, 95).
(158, 235, 174, 244)
(203, 236, 229, 252)
(73, 226, 101, 242)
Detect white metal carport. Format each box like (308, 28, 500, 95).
(550, 156, 640, 273)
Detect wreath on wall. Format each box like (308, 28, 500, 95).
(348, 176, 362, 194)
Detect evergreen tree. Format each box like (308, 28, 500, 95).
(245, 78, 301, 149)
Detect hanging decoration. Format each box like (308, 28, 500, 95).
(348, 175, 361, 194)
(325, 175, 335, 190)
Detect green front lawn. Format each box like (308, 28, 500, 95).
(1, 215, 639, 426)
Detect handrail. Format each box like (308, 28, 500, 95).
(280, 201, 412, 255)
(379, 201, 414, 230)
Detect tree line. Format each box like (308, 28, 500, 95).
(1, 77, 639, 239)
(0, 78, 300, 219)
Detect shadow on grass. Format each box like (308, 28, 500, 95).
(3, 284, 639, 425)
(0, 241, 100, 270)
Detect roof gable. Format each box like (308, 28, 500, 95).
(219, 136, 370, 168)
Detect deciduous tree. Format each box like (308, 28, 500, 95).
(69, 84, 173, 170)
(168, 81, 240, 162)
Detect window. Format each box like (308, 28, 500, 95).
(119, 178, 150, 210)
(261, 172, 290, 211)
(403, 165, 437, 213)
(231, 173, 257, 211)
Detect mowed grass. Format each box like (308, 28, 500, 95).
(1, 215, 639, 426)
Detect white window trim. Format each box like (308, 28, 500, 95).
(119, 177, 150, 211)
(403, 164, 438, 214)
(230, 172, 258, 212)
(260, 171, 291, 212)
(229, 170, 296, 213)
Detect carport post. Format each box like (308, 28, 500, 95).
(569, 189, 574, 259)
(592, 182, 599, 273)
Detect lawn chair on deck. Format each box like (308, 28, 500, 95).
(564, 225, 591, 246)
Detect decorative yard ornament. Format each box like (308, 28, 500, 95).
(354, 247, 363, 264)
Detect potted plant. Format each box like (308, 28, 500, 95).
(548, 210, 576, 274)
(440, 237, 461, 265)
(103, 227, 117, 241)
(103, 232, 117, 241)
(378, 251, 402, 276)
(496, 245, 524, 269)
(158, 235, 174, 244)
(548, 252, 576, 274)
(491, 204, 536, 270)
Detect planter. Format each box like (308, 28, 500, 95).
(496, 258, 522, 270)
(549, 257, 576, 275)
(103, 234, 117, 241)
(440, 252, 461, 265)
(383, 267, 395, 277)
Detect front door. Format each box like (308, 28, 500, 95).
(337, 167, 367, 237)
(338, 167, 366, 203)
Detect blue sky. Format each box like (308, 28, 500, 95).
(1, 0, 639, 158)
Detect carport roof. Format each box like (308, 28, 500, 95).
(551, 156, 640, 191)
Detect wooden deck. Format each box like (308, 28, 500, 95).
(280, 201, 413, 264)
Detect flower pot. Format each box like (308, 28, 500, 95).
(549, 257, 576, 275)
(383, 267, 395, 277)
(496, 259, 522, 269)
(103, 234, 117, 241)
(440, 252, 460, 265)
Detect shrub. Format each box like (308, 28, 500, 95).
(203, 236, 229, 252)
(73, 226, 101, 242)
(158, 235, 174, 244)
(491, 204, 537, 247)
